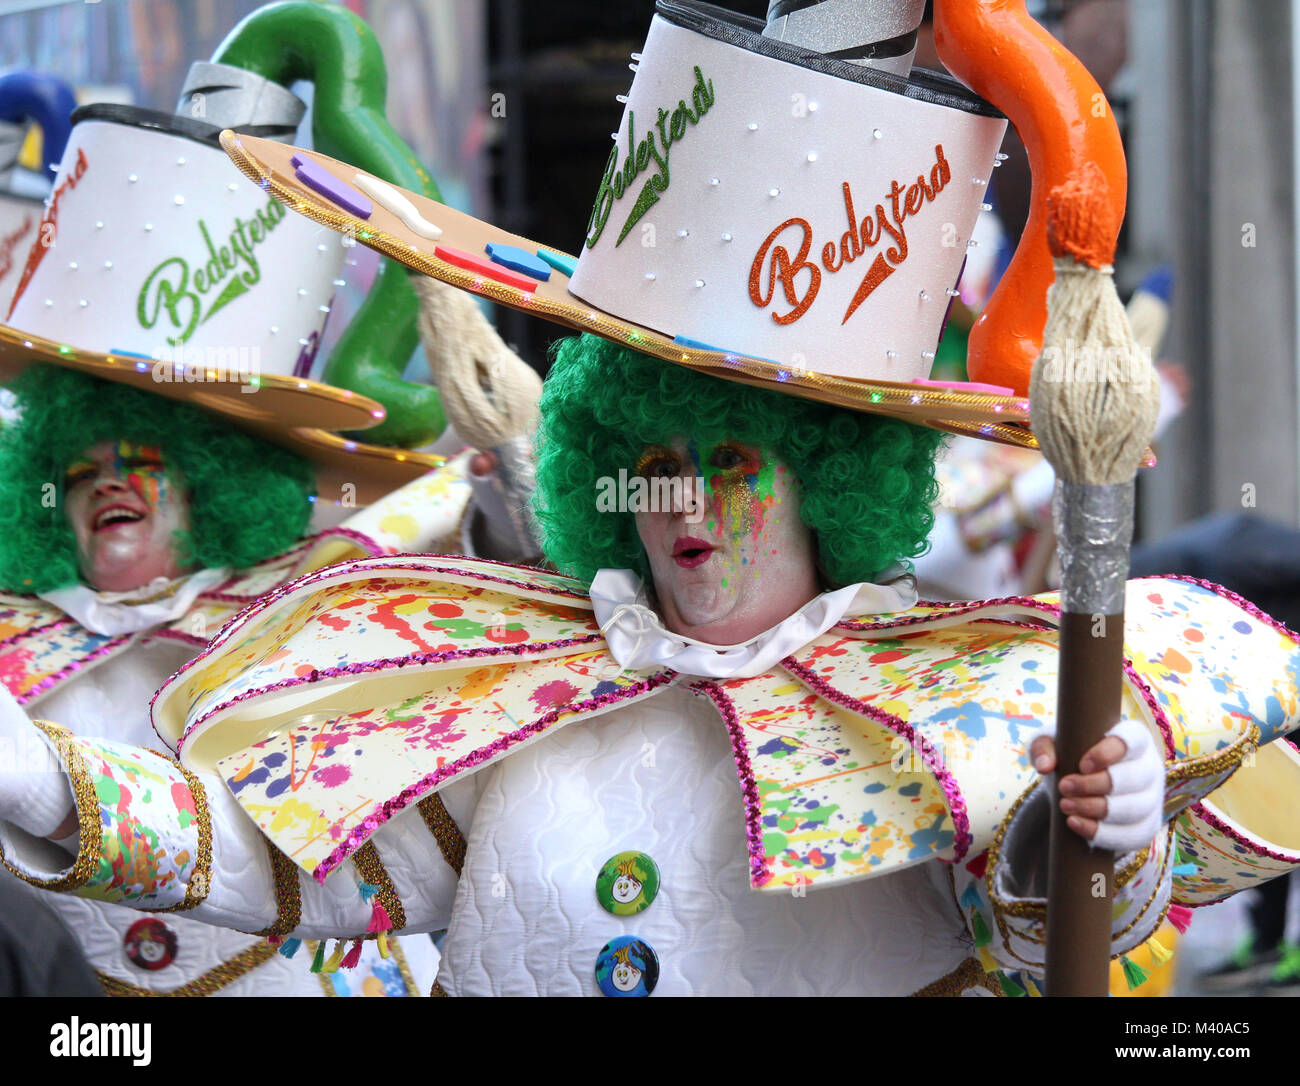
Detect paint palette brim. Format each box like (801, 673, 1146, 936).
(221, 131, 1057, 452)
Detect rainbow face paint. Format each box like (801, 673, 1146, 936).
(632, 436, 820, 644)
(63, 439, 195, 592)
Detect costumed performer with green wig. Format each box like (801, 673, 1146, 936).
(0, 363, 480, 996)
(3, 0, 1300, 997)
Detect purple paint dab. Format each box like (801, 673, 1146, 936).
(291, 153, 372, 219)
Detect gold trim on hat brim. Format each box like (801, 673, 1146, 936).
(0, 321, 384, 433)
(221, 131, 1047, 447)
(0, 324, 445, 503)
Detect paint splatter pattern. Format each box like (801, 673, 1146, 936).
(66, 734, 200, 908)
(153, 562, 1300, 888)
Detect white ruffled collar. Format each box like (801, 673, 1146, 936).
(39, 567, 231, 636)
(589, 565, 917, 680)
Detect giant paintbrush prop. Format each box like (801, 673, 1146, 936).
(936, 0, 1160, 995)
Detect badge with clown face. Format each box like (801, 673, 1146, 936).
(594, 936, 659, 998)
(595, 850, 661, 916)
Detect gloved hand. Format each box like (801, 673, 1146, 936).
(1028, 716, 1164, 853)
(0, 684, 76, 843)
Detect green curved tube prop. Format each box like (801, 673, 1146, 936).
(213, 0, 446, 447)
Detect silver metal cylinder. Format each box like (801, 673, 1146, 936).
(1053, 480, 1135, 615)
(762, 0, 927, 77)
(175, 61, 306, 138)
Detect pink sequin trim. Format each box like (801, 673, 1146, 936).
(148, 628, 208, 648)
(780, 655, 973, 864)
(152, 556, 596, 739)
(176, 632, 606, 752)
(17, 633, 133, 705)
(0, 615, 73, 653)
(1122, 658, 1177, 757)
(690, 680, 770, 889)
(311, 672, 675, 882)
(1188, 800, 1300, 866)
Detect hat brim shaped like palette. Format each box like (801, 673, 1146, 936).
(219, 0, 1051, 449)
(0, 104, 440, 500)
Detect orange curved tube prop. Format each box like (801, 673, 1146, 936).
(934, 0, 1127, 393)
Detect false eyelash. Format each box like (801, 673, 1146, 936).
(634, 446, 677, 477)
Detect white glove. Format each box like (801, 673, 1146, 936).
(1090, 716, 1164, 854)
(0, 685, 76, 841)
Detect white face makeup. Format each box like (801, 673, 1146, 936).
(633, 437, 821, 645)
(63, 439, 195, 593)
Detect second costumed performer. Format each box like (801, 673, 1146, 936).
(2, 0, 1299, 996)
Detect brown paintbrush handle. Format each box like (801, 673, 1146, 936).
(1045, 609, 1122, 996)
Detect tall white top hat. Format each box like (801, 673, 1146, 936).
(218, 0, 1039, 447)
(0, 103, 442, 500)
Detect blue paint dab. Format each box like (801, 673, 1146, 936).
(898, 781, 923, 797)
(485, 242, 551, 281)
(1022, 677, 1045, 693)
(1234, 620, 1252, 634)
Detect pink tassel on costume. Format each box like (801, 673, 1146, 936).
(340, 939, 364, 970)
(1166, 904, 1193, 934)
(367, 902, 392, 933)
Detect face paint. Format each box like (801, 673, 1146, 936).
(63, 439, 196, 593)
(633, 436, 820, 644)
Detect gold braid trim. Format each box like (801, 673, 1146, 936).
(251, 840, 302, 938)
(352, 841, 407, 930)
(417, 792, 466, 876)
(431, 979, 450, 997)
(142, 753, 213, 913)
(0, 721, 103, 892)
(910, 957, 1003, 997)
(1164, 725, 1260, 789)
(96, 941, 278, 997)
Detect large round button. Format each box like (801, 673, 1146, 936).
(595, 936, 659, 997)
(123, 918, 177, 971)
(595, 850, 661, 916)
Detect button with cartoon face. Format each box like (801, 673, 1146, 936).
(123, 918, 178, 971)
(594, 936, 659, 997)
(595, 850, 661, 915)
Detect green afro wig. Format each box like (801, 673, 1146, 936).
(534, 335, 946, 588)
(0, 366, 316, 593)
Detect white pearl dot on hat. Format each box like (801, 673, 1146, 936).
(922, 350, 936, 361)
(78, 299, 87, 308)
(873, 128, 883, 140)
(747, 122, 758, 131)
(972, 177, 987, 186)
(104, 261, 113, 269)
(298, 338, 309, 346)
(886, 350, 898, 359)
(709, 177, 719, 186)
(94, 220, 104, 229)
(769, 187, 780, 197)
(333, 279, 346, 287)
(806, 152, 817, 163)
(644, 272, 657, 281)
(43, 299, 53, 307)
(270, 326, 280, 334)
(228, 182, 239, 191)
(808, 101, 819, 112)
(721, 232, 732, 242)
(144, 223, 154, 232)
(174, 195, 185, 205)
(68, 261, 77, 270)
(128, 173, 138, 183)
(297, 288, 307, 296)
(318, 304, 330, 313)
(694, 279, 705, 288)
(317, 243, 329, 252)
(919, 290, 930, 302)
(177, 156, 186, 166)
(677, 228, 689, 238)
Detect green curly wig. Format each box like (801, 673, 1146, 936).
(0, 366, 316, 593)
(534, 335, 946, 588)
